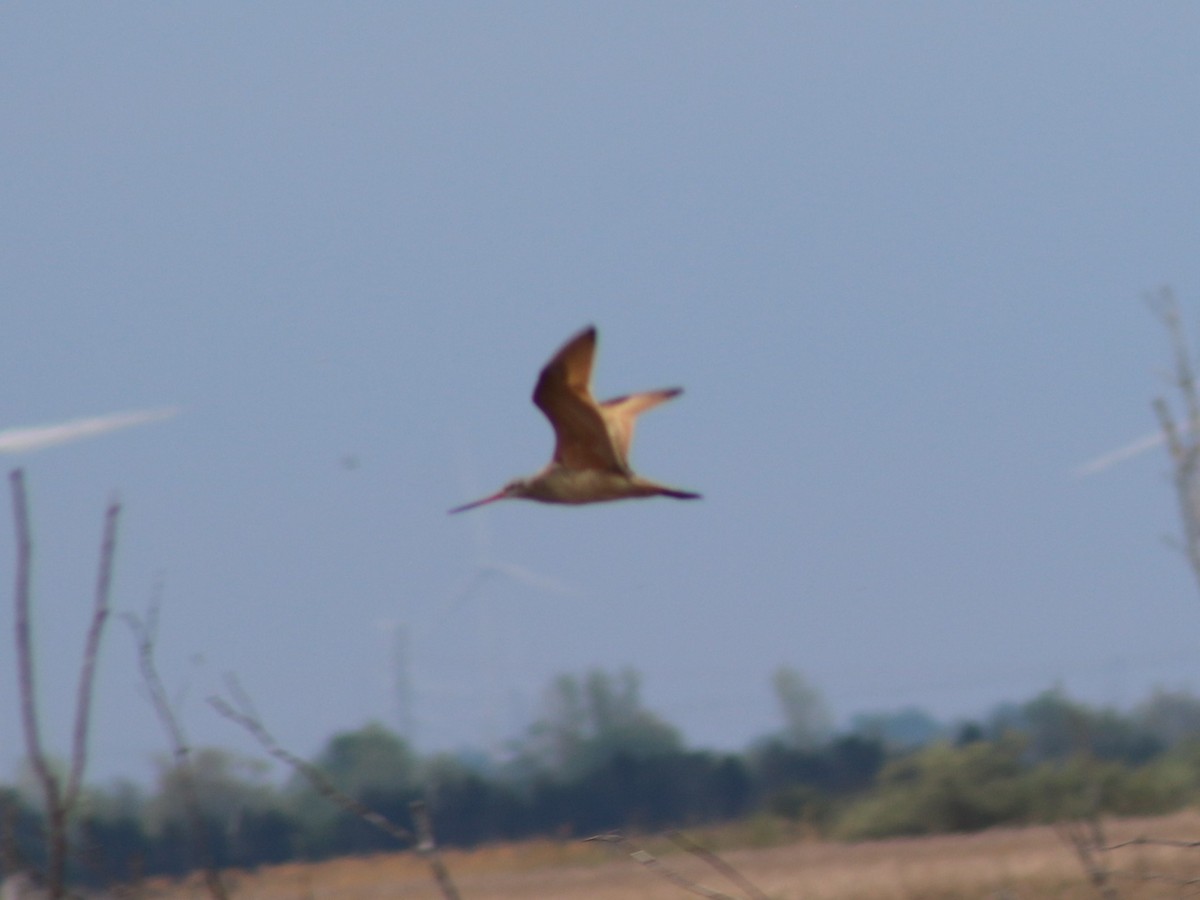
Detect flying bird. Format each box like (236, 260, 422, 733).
(449, 326, 700, 512)
(0, 407, 179, 455)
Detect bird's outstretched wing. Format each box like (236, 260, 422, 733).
(532, 326, 624, 472)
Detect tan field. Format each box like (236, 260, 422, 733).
(142, 811, 1200, 899)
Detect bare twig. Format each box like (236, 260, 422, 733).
(208, 683, 463, 900)
(409, 801, 461, 900)
(124, 584, 228, 900)
(1150, 287, 1200, 435)
(1065, 291, 1200, 897)
(1097, 833, 1200, 889)
(1107, 835, 1200, 851)
(11, 470, 57, 813)
(1154, 397, 1185, 465)
(208, 686, 413, 847)
(10, 470, 120, 898)
(665, 829, 769, 900)
(1056, 818, 1119, 900)
(1149, 290, 1200, 596)
(585, 831, 741, 900)
(64, 494, 119, 809)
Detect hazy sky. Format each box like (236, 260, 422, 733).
(2, 4, 1200, 785)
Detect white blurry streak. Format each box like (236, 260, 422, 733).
(0, 407, 179, 454)
(1073, 430, 1171, 478)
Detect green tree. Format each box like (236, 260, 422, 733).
(74, 779, 148, 884)
(143, 747, 277, 873)
(305, 722, 417, 797)
(835, 735, 1030, 839)
(850, 706, 943, 749)
(989, 689, 1162, 764)
(288, 722, 418, 858)
(518, 668, 682, 779)
(1133, 687, 1200, 747)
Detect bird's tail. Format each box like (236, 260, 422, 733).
(656, 486, 702, 500)
(633, 476, 701, 501)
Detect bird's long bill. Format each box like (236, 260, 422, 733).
(447, 490, 508, 514)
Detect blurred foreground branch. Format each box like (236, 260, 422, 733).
(410, 801, 461, 900)
(1056, 817, 1119, 900)
(1056, 815, 1200, 896)
(664, 830, 769, 900)
(1150, 289, 1200, 595)
(10, 469, 119, 898)
(124, 586, 228, 899)
(209, 678, 461, 900)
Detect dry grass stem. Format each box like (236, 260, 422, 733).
(135, 811, 1200, 899)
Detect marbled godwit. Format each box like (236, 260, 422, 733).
(449, 326, 699, 512)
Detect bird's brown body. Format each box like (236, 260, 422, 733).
(509, 463, 696, 505)
(449, 326, 699, 512)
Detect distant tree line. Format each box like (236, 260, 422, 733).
(6, 667, 1200, 890)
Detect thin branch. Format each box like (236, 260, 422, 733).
(665, 829, 769, 900)
(209, 683, 464, 900)
(64, 494, 120, 808)
(1148, 294, 1200, 601)
(10, 470, 121, 899)
(207, 685, 414, 846)
(586, 831, 741, 900)
(1150, 287, 1200, 434)
(125, 585, 189, 763)
(10, 470, 58, 808)
(1106, 835, 1200, 851)
(10, 469, 64, 898)
(1056, 818, 1119, 900)
(1154, 397, 1185, 465)
(409, 801, 461, 900)
(124, 585, 228, 900)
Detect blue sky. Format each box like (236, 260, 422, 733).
(2, 4, 1199, 785)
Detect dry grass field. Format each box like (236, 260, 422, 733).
(140, 811, 1200, 899)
